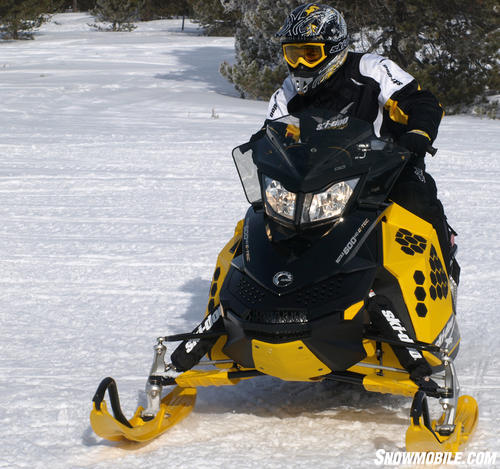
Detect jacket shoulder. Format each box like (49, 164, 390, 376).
(357, 53, 415, 104)
(267, 76, 297, 119)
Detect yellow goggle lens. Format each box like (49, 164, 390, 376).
(283, 43, 327, 69)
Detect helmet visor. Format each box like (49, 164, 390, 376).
(283, 43, 327, 69)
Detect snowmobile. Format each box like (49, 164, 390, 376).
(90, 109, 477, 452)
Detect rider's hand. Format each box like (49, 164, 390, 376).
(398, 130, 431, 159)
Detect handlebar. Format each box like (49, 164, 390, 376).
(427, 145, 438, 156)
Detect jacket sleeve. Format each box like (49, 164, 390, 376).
(390, 82, 444, 142)
(359, 54, 443, 142)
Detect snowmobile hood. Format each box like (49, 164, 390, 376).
(236, 207, 378, 298)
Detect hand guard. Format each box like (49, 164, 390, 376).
(398, 130, 431, 159)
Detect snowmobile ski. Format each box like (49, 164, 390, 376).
(90, 377, 196, 442)
(406, 392, 478, 452)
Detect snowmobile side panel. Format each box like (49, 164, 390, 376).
(251, 338, 332, 381)
(205, 218, 244, 319)
(406, 395, 478, 453)
(205, 220, 244, 368)
(90, 385, 196, 442)
(381, 203, 454, 346)
(173, 219, 243, 370)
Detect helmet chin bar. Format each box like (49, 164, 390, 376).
(289, 48, 348, 95)
(291, 74, 314, 94)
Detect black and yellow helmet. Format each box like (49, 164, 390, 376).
(277, 3, 349, 94)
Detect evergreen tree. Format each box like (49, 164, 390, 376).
(220, 0, 499, 111)
(139, 0, 192, 21)
(0, 0, 61, 39)
(61, 1, 97, 12)
(220, 0, 301, 98)
(90, 0, 144, 31)
(341, 0, 499, 113)
(189, 0, 239, 36)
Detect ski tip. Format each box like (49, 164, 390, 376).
(90, 386, 197, 443)
(406, 395, 478, 453)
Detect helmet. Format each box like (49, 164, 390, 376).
(277, 3, 349, 94)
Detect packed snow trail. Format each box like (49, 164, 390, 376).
(0, 14, 498, 469)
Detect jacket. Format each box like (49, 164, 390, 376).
(267, 52, 443, 142)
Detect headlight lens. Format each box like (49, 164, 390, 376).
(303, 178, 359, 223)
(264, 176, 296, 220)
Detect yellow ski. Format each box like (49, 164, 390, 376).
(90, 378, 196, 442)
(406, 393, 478, 452)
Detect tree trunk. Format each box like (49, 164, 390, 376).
(73, 0, 78, 12)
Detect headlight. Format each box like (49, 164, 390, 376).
(302, 178, 359, 223)
(264, 176, 296, 220)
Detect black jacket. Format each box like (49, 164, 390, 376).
(267, 52, 443, 142)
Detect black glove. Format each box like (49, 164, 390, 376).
(398, 130, 431, 159)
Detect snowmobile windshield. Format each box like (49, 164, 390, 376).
(233, 109, 408, 208)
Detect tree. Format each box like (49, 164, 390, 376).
(139, 0, 192, 21)
(90, 0, 144, 31)
(0, 0, 62, 39)
(341, 0, 499, 112)
(60, 1, 97, 12)
(219, 0, 303, 98)
(189, 0, 239, 36)
(219, 0, 499, 111)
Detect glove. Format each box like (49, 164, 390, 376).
(398, 129, 431, 159)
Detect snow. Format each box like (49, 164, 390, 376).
(0, 13, 498, 469)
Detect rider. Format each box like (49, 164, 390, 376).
(267, 3, 451, 386)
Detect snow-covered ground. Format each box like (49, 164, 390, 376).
(0, 13, 498, 469)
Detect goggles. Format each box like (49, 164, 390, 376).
(282, 42, 328, 69)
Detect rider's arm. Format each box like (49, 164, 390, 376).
(358, 53, 443, 143)
(389, 83, 443, 143)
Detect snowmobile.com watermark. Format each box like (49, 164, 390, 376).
(374, 450, 497, 466)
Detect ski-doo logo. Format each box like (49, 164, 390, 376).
(316, 116, 349, 131)
(381, 62, 403, 86)
(185, 308, 221, 353)
(381, 309, 422, 360)
(273, 271, 293, 287)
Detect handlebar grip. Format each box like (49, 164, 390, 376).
(427, 145, 437, 156)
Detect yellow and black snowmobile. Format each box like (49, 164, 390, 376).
(90, 110, 477, 452)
